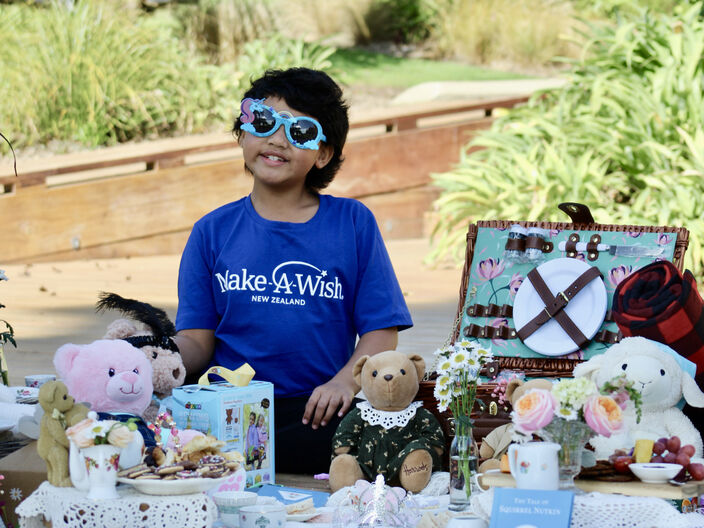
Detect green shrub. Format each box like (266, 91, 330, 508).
(428, 3, 704, 281)
(0, 0, 232, 149)
(0, 1, 336, 153)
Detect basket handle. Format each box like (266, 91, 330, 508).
(558, 202, 595, 224)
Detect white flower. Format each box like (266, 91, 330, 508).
(436, 359, 453, 373)
(10, 487, 22, 501)
(450, 350, 468, 367)
(437, 397, 451, 413)
(555, 406, 578, 421)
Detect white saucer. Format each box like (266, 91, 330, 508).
(513, 258, 607, 356)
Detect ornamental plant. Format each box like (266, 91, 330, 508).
(428, 3, 704, 284)
(66, 416, 136, 450)
(0, 270, 16, 387)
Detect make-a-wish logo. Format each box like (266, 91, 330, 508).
(215, 261, 344, 305)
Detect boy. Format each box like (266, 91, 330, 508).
(173, 68, 412, 473)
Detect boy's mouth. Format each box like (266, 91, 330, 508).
(261, 151, 288, 163)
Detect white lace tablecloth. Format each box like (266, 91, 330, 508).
(16, 481, 217, 528)
(471, 488, 704, 528)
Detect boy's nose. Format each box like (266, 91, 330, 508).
(266, 125, 288, 147)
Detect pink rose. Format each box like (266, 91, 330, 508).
(66, 417, 96, 448)
(511, 389, 556, 435)
(107, 423, 134, 449)
(584, 395, 623, 437)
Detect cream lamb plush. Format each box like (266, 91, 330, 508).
(573, 336, 704, 459)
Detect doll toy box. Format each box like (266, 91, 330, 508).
(167, 365, 275, 488)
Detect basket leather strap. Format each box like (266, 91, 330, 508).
(516, 266, 602, 348)
(466, 303, 513, 318)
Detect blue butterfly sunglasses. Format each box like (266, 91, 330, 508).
(239, 98, 326, 150)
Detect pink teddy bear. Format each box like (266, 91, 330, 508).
(54, 339, 153, 416)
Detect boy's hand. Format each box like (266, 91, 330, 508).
(302, 378, 357, 429)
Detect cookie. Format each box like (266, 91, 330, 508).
(118, 464, 149, 478)
(135, 473, 161, 480)
(176, 470, 199, 479)
(156, 464, 185, 476)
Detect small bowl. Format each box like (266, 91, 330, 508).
(629, 463, 683, 483)
(212, 491, 258, 528)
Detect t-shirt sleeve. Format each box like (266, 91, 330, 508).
(175, 223, 219, 331)
(353, 207, 413, 335)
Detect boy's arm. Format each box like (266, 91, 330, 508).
(174, 329, 215, 376)
(302, 326, 398, 430)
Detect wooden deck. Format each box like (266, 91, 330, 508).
(0, 97, 527, 263)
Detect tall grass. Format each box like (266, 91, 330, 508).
(1, 1, 236, 150)
(430, 0, 582, 69)
(0, 0, 337, 153)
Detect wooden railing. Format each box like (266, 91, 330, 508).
(0, 96, 528, 262)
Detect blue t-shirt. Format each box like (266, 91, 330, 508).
(175, 194, 413, 397)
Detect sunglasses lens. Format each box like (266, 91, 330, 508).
(251, 107, 277, 134)
(290, 119, 320, 144)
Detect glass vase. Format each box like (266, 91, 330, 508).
(448, 418, 479, 511)
(539, 419, 593, 491)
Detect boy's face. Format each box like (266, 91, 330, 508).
(239, 97, 332, 193)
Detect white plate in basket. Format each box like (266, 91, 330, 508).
(513, 257, 607, 356)
(118, 475, 228, 495)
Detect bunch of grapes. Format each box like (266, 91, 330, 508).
(651, 436, 704, 481)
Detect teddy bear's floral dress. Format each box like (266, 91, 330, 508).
(331, 401, 444, 481)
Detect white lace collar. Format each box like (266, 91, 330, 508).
(356, 401, 423, 430)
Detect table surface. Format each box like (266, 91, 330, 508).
(480, 470, 704, 500)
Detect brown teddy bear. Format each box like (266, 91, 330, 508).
(36, 381, 90, 487)
(97, 292, 186, 423)
(477, 377, 553, 473)
(329, 350, 445, 494)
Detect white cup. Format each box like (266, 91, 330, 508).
(447, 514, 489, 528)
(213, 491, 258, 528)
(239, 504, 286, 528)
(508, 441, 560, 490)
(24, 374, 56, 388)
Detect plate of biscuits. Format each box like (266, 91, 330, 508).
(118, 453, 241, 495)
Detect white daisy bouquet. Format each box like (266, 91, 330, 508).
(432, 340, 494, 431)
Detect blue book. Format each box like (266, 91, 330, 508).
(489, 488, 574, 528)
(248, 483, 330, 508)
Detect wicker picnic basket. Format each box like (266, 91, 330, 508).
(419, 203, 690, 464)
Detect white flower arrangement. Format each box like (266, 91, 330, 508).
(432, 340, 494, 421)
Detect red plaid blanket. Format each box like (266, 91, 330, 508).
(612, 260, 704, 382)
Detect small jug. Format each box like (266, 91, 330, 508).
(508, 441, 560, 490)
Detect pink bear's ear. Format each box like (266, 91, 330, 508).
(54, 343, 83, 378)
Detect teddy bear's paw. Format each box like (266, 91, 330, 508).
(329, 454, 363, 492)
(399, 449, 432, 493)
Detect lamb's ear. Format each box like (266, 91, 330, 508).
(681, 373, 704, 408)
(53, 343, 82, 379)
(408, 354, 426, 382)
(505, 379, 524, 402)
(572, 354, 607, 382)
(352, 355, 370, 387)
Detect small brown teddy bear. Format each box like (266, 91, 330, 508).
(97, 292, 186, 423)
(477, 377, 553, 473)
(329, 350, 445, 494)
(37, 381, 90, 487)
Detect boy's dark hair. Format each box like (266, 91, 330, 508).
(233, 67, 349, 192)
